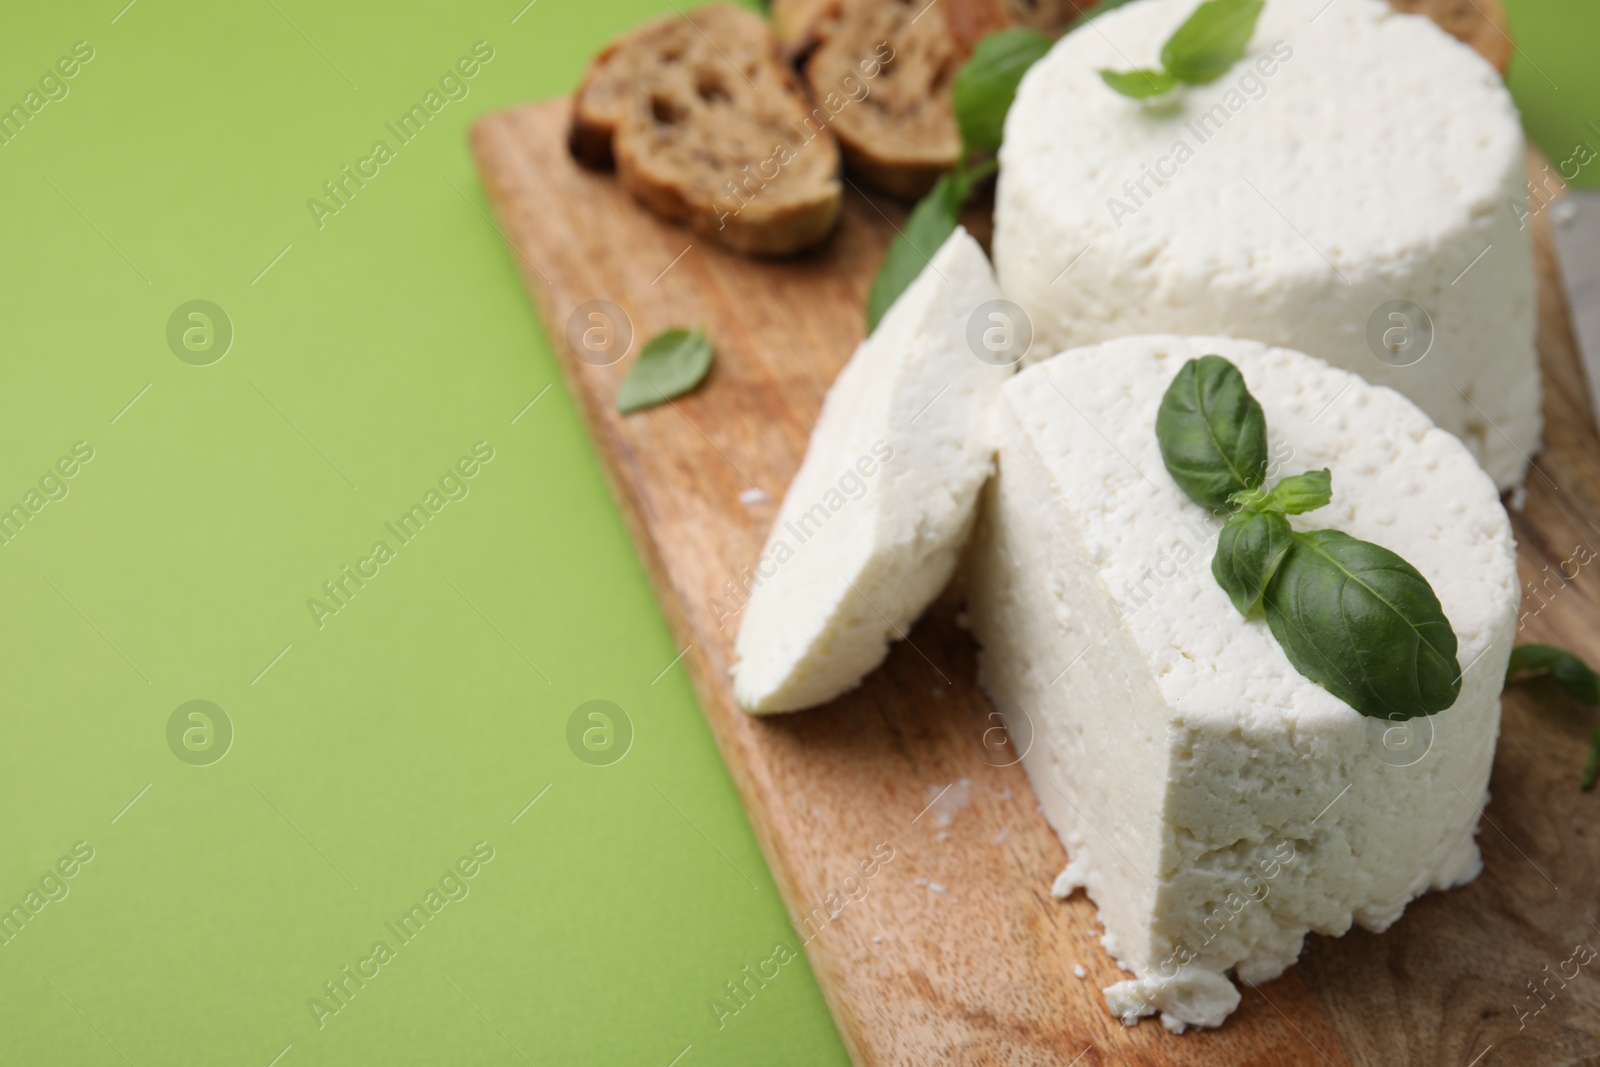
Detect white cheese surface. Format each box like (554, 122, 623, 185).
(733, 228, 1012, 713)
(995, 0, 1539, 488)
(967, 334, 1518, 1030)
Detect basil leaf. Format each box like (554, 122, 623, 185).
(1099, 68, 1178, 98)
(865, 165, 990, 332)
(1213, 509, 1294, 616)
(954, 29, 1054, 153)
(1585, 730, 1600, 792)
(1156, 355, 1269, 510)
(617, 325, 713, 413)
(1506, 643, 1600, 705)
(1160, 0, 1264, 84)
(1264, 469, 1332, 514)
(1264, 529, 1461, 720)
(1231, 469, 1333, 515)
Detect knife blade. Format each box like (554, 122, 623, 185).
(1550, 189, 1600, 419)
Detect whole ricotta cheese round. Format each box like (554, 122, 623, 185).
(967, 334, 1519, 1031)
(995, 0, 1539, 489)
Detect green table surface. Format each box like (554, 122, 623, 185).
(0, 2, 1592, 1064)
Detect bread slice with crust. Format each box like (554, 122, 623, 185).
(803, 0, 965, 200)
(795, 0, 1087, 200)
(774, 0, 1081, 57)
(569, 4, 843, 257)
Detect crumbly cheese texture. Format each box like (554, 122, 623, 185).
(967, 335, 1519, 1031)
(995, 0, 1539, 489)
(734, 229, 1012, 713)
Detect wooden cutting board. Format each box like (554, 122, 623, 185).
(470, 27, 1600, 1067)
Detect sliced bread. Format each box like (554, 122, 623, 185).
(570, 4, 843, 257)
(803, 0, 965, 200)
(775, 0, 1081, 56)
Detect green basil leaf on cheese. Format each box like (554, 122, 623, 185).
(954, 29, 1054, 153)
(617, 325, 714, 413)
(1264, 529, 1462, 720)
(1156, 354, 1269, 510)
(1263, 468, 1332, 514)
(1213, 508, 1294, 616)
(1505, 643, 1600, 705)
(1099, 68, 1179, 98)
(1160, 0, 1264, 85)
(865, 164, 992, 331)
(1230, 468, 1333, 515)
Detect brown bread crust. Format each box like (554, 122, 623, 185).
(570, 5, 843, 256)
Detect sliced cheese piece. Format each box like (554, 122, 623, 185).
(967, 334, 1518, 1031)
(734, 228, 1013, 713)
(995, 0, 1539, 488)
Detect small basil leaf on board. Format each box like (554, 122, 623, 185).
(953, 29, 1054, 153)
(1264, 529, 1462, 720)
(1160, 0, 1264, 84)
(1099, 68, 1179, 98)
(865, 165, 990, 331)
(1505, 643, 1600, 705)
(1230, 469, 1333, 515)
(1156, 355, 1269, 510)
(1213, 509, 1294, 616)
(617, 325, 714, 413)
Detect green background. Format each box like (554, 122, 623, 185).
(0, 1, 1591, 1064)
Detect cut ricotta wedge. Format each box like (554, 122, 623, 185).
(995, 0, 1539, 488)
(967, 335, 1518, 1031)
(733, 228, 1014, 713)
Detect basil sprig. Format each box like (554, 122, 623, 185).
(1506, 644, 1600, 705)
(864, 162, 994, 331)
(951, 29, 1056, 154)
(1505, 644, 1600, 790)
(865, 16, 1074, 330)
(618, 325, 714, 412)
(864, 0, 1162, 328)
(1155, 355, 1463, 721)
(1101, 0, 1264, 99)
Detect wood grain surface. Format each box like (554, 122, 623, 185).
(469, 16, 1600, 1064)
